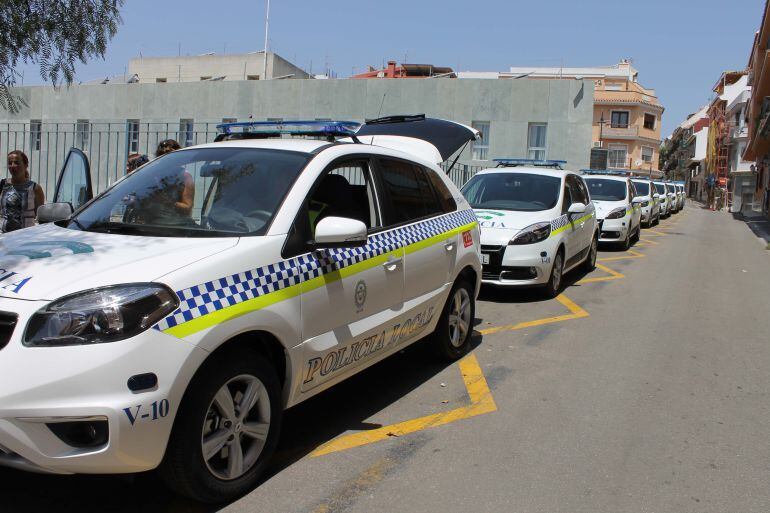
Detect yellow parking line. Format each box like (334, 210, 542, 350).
(576, 263, 625, 284)
(597, 249, 646, 262)
(310, 353, 497, 457)
(637, 238, 660, 246)
(645, 229, 669, 236)
(478, 294, 589, 336)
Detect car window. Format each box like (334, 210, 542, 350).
(425, 167, 458, 213)
(561, 180, 573, 215)
(377, 158, 443, 225)
(462, 172, 561, 212)
(628, 181, 636, 200)
(632, 181, 650, 196)
(575, 176, 590, 204)
(568, 175, 588, 205)
(654, 183, 665, 195)
(585, 178, 627, 201)
(68, 147, 309, 237)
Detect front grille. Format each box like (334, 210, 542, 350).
(483, 266, 537, 281)
(0, 312, 19, 351)
(481, 245, 506, 268)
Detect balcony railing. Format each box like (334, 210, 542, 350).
(602, 126, 639, 138)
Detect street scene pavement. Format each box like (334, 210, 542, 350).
(2, 204, 768, 513)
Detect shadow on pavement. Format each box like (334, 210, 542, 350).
(0, 333, 484, 513)
(732, 212, 770, 244)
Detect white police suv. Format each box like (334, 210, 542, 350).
(584, 173, 643, 250)
(0, 117, 482, 502)
(653, 181, 671, 218)
(631, 177, 661, 227)
(461, 160, 598, 297)
(666, 183, 678, 214)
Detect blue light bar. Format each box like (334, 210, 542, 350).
(494, 158, 567, 169)
(216, 120, 361, 137)
(580, 169, 641, 176)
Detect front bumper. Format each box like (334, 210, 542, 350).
(480, 243, 553, 287)
(0, 297, 209, 475)
(598, 216, 630, 243)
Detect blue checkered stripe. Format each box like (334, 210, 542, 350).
(550, 214, 570, 232)
(155, 209, 477, 332)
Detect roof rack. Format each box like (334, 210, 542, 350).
(494, 158, 567, 169)
(215, 120, 361, 142)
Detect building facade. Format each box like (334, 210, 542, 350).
(0, 76, 593, 196)
(459, 60, 664, 176)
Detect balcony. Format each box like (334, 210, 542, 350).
(594, 89, 663, 109)
(602, 125, 638, 138)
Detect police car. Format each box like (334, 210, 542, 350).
(0, 117, 482, 502)
(675, 183, 686, 210)
(653, 181, 671, 218)
(630, 177, 661, 227)
(666, 183, 678, 214)
(583, 172, 642, 250)
(461, 159, 598, 297)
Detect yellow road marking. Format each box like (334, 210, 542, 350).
(576, 263, 625, 284)
(478, 294, 589, 336)
(645, 229, 669, 236)
(598, 249, 646, 262)
(637, 238, 660, 246)
(310, 353, 497, 457)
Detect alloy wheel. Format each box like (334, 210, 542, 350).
(201, 374, 271, 481)
(447, 288, 472, 348)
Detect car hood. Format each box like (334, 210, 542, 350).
(592, 200, 628, 219)
(474, 209, 553, 245)
(0, 224, 238, 301)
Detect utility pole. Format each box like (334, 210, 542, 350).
(263, 0, 270, 80)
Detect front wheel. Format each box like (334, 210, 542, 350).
(544, 250, 564, 299)
(582, 235, 598, 272)
(620, 227, 631, 251)
(431, 279, 475, 361)
(160, 352, 282, 503)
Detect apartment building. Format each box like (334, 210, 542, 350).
(460, 60, 664, 176)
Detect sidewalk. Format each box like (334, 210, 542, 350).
(732, 211, 770, 247)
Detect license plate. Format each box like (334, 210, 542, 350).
(481, 253, 490, 265)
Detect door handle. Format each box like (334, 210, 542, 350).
(382, 257, 403, 272)
(444, 241, 456, 251)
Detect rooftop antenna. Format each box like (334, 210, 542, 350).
(378, 93, 387, 117)
(262, 0, 270, 80)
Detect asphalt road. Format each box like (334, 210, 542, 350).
(3, 203, 770, 513)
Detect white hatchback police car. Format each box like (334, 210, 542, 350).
(584, 173, 642, 250)
(461, 160, 598, 297)
(0, 117, 482, 502)
(653, 181, 671, 218)
(631, 177, 661, 227)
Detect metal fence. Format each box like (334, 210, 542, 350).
(0, 122, 483, 200)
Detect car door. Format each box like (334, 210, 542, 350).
(628, 180, 641, 230)
(560, 178, 581, 263)
(374, 157, 456, 306)
(53, 148, 93, 211)
(296, 157, 405, 392)
(571, 174, 595, 251)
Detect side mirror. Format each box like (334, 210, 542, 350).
(632, 197, 645, 205)
(567, 202, 587, 215)
(36, 202, 74, 224)
(313, 216, 368, 248)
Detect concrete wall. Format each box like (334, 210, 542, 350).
(0, 78, 593, 194)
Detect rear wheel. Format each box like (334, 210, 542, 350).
(431, 279, 475, 361)
(582, 234, 598, 272)
(160, 352, 282, 503)
(544, 250, 564, 298)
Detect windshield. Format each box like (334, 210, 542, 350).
(654, 183, 666, 194)
(585, 178, 627, 201)
(67, 147, 310, 237)
(461, 172, 561, 212)
(666, 184, 675, 193)
(632, 181, 650, 196)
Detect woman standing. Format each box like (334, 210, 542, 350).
(0, 150, 45, 233)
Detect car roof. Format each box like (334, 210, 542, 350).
(189, 138, 333, 154)
(583, 175, 629, 183)
(474, 166, 572, 179)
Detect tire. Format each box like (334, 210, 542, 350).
(582, 234, 598, 272)
(544, 249, 564, 299)
(631, 224, 640, 244)
(431, 279, 475, 361)
(620, 227, 631, 251)
(160, 351, 282, 503)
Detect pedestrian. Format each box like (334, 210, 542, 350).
(0, 150, 45, 233)
(126, 153, 149, 174)
(155, 139, 181, 158)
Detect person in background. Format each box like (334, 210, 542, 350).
(126, 153, 149, 174)
(155, 139, 181, 158)
(152, 139, 194, 217)
(0, 150, 45, 233)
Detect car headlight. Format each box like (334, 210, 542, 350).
(24, 284, 179, 347)
(606, 207, 627, 219)
(509, 222, 551, 245)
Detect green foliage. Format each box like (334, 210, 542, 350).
(0, 0, 124, 112)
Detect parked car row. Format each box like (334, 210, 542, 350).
(463, 162, 685, 297)
(0, 117, 685, 503)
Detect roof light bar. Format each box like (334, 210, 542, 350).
(494, 158, 567, 169)
(580, 169, 636, 176)
(216, 120, 361, 137)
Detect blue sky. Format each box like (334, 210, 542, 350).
(15, 0, 765, 136)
